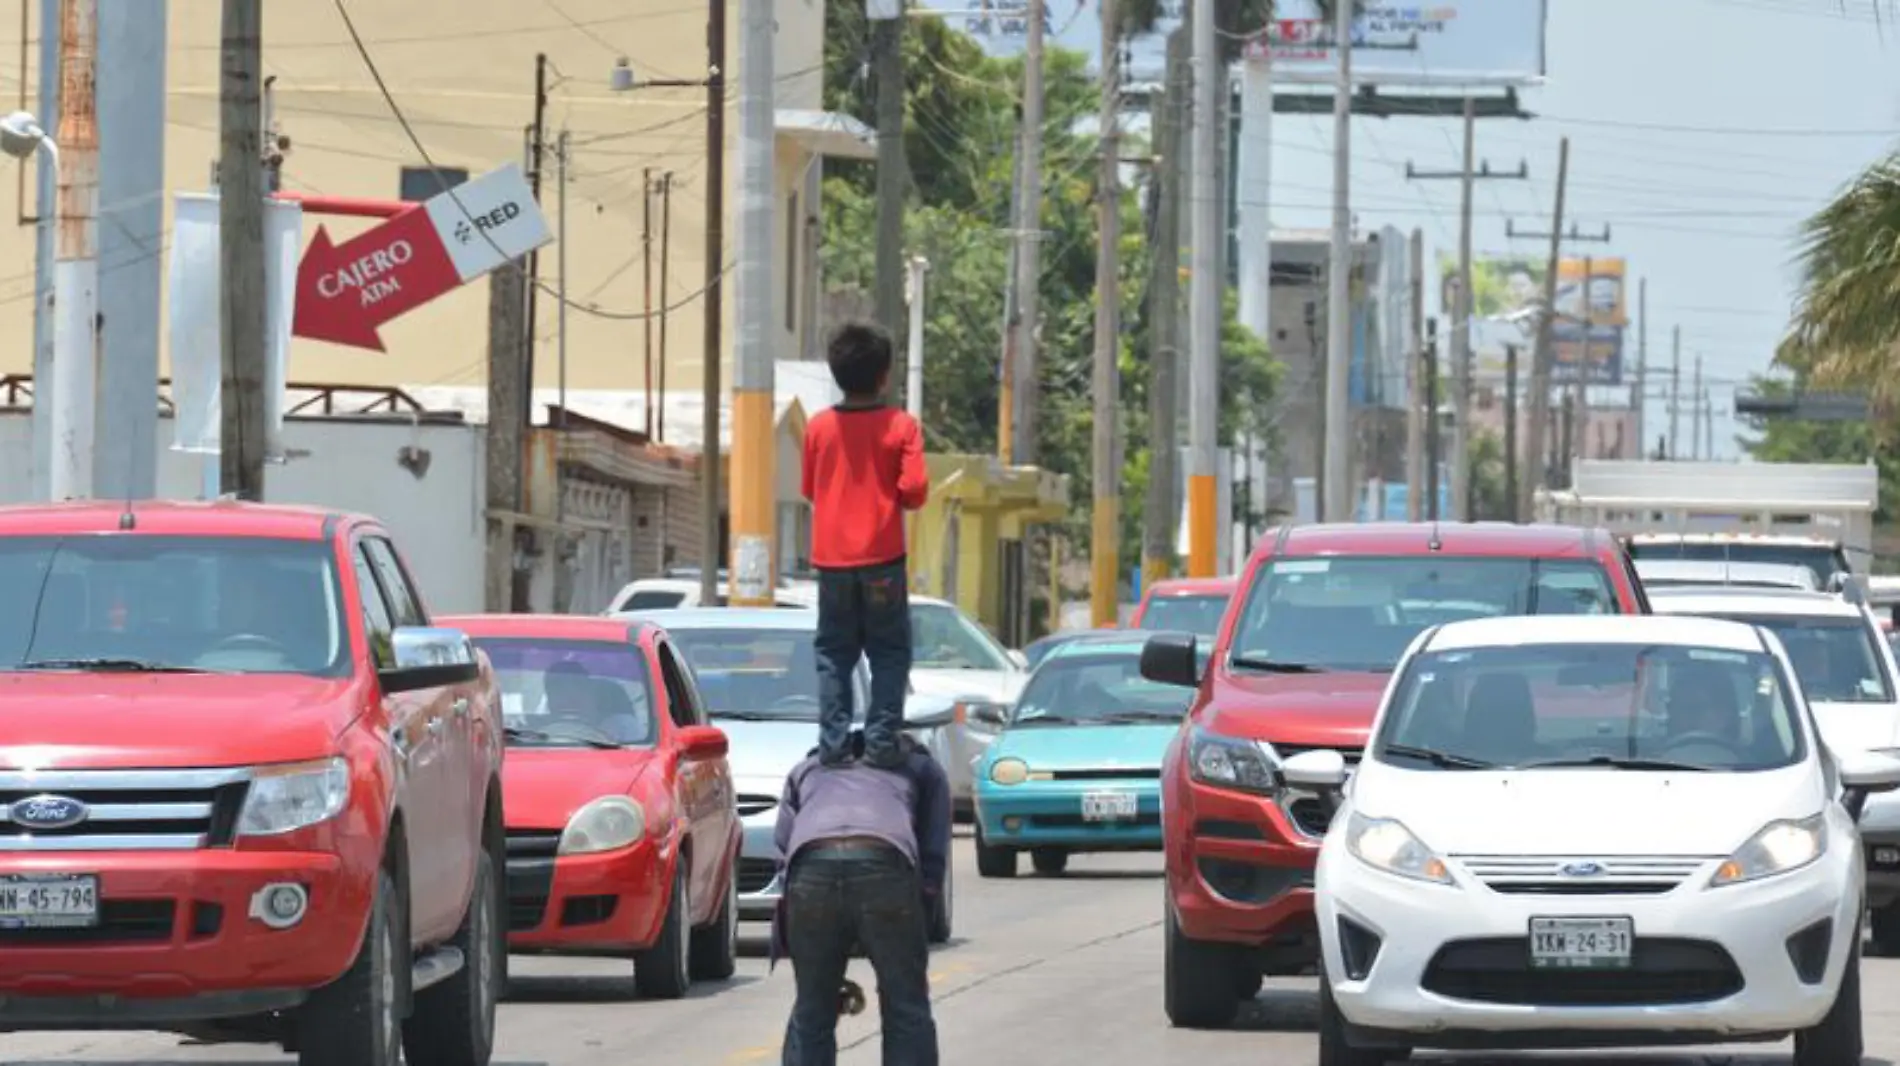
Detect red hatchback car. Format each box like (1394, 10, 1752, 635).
(1139, 523, 1649, 1028)
(1131, 577, 1238, 642)
(440, 615, 741, 1000)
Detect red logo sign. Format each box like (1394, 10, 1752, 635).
(291, 207, 460, 352)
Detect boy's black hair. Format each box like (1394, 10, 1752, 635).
(826, 321, 894, 398)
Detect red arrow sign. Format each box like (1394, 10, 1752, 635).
(292, 206, 461, 352)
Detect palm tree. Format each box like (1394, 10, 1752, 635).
(1783, 150, 1900, 401)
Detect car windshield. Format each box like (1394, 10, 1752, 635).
(1012, 652, 1195, 725)
(1374, 641, 1804, 773)
(621, 589, 687, 611)
(667, 627, 830, 720)
(912, 602, 1013, 671)
(1136, 594, 1229, 640)
(475, 638, 655, 747)
(1701, 613, 1892, 704)
(1626, 541, 1844, 588)
(1228, 556, 1620, 673)
(0, 534, 348, 676)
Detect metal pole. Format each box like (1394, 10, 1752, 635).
(871, 7, 906, 350)
(1691, 353, 1704, 461)
(557, 130, 569, 433)
(50, 0, 98, 502)
(1091, 0, 1121, 628)
(641, 166, 654, 438)
(1011, 0, 1046, 464)
(1503, 342, 1519, 514)
(658, 171, 673, 441)
(905, 255, 928, 417)
(1424, 318, 1440, 521)
(1142, 27, 1185, 585)
(1520, 136, 1567, 522)
(1449, 95, 1475, 521)
(1237, 35, 1271, 344)
(1404, 229, 1424, 520)
(1186, 0, 1219, 574)
(698, 0, 726, 606)
(728, 0, 776, 606)
(997, 137, 1021, 465)
(30, 0, 58, 501)
(1633, 277, 1646, 458)
(1668, 325, 1681, 461)
(216, 0, 265, 501)
(1321, 0, 1354, 523)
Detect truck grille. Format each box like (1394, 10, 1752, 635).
(0, 768, 251, 852)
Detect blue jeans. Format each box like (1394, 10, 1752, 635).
(814, 559, 912, 767)
(781, 845, 938, 1066)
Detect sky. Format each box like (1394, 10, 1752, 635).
(919, 0, 1900, 462)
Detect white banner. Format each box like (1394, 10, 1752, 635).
(167, 192, 303, 457)
(1246, 1, 1548, 88)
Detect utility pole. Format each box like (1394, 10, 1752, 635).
(642, 167, 656, 438)
(1186, 0, 1220, 571)
(905, 255, 928, 417)
(1320, 0, 1354, 524)
(1691, 354, 1704, 461)
(1668, 325, 1681, 460)
(1143, 27, 1186, 586)
(1423, 317, 1440, 519)
(1517, 136, 1567, 523)
(1704, 386, 1715, 460)
(658, 171, 674, 441)
(1010, 0, 1046, 465)
(1633, 277, 1646, 459)
(998, 138, 1021, 464)
(50, 0, 100, 502)
(871, 4, 906, 352)
(1503, 342, 1519, 513)
(216, 0, 265, 501)
(1405, 228, 1424, 520)
(728, 0, 775, 606)
(1505, 215, 1608, 491)
(1404, 100, 1528, 521)
(485, 260, 528, 612)
(524, 52, 548, 417)
(698, 0, 727, 607)
(1091, 0, 1121, 628)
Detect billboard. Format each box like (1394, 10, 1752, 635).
(926, 0, 1176, 80)
(1444, 256, 1625, 387)
(1244, 1, 1549, 88)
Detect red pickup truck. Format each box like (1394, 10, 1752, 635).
(0, 501, 505, 1066)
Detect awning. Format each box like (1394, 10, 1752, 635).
(776, 109, 876, 161)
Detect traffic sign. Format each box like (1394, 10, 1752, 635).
(292, 162, 553, 351)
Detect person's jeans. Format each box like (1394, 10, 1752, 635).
(781, 844, 938, 1066)
(814, 559, 912, 767)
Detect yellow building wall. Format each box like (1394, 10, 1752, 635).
(0, 0, 827, 396)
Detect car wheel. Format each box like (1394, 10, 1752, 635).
(927, 859, 953, 945)
(404, 848, 503, 1066)
(1031, 849, 1068, 876)
(1869, 904, 1900, 957)
(1234, 967, 1264, 1000)
(689, 861, 739, 981)
(298, 867, 406, 1066)
(1319, 968, 1396, 1066)
(634, 861, 692, 999)
(1795, 931, 1864, 1066)
(1162, 895, 1241, 1029)
(975, 824, 1017, 878)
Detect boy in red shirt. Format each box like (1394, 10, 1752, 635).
(801, 323, 930, 769)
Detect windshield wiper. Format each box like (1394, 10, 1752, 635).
(1011, 714, 1077, 727)
(503, 726, 623, 751)
(17, 657, 212, 674)
(1519, 754, 1712, 772)
(1229, 655, 1327, 674)
(1380, 743, 1496, 770)
(1098, 710, 1186, 723)
(708, 710, 780, 721)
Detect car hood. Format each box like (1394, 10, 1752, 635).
(0, 672, 361, 770)
(1810, 701, 1900, 756)
(990, 723, 1179, 772)
(1351, 760, 1826, 857)
(502, 748, 656, 830)
(911, 669, 1025, 705)
(1201, 670, 1390, 749)
(715, 718, 822, 782)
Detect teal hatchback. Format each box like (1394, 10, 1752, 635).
(973, 634, 1202, 877)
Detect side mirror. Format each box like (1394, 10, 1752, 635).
(903, 695, 959, 729)
(1006, 649, 1030, 670)
(380, 626, 480, 694)
(1838, 749, 1900, 821)
(964, 701, 1009, 729)
(678, 724, 729, 759)
(1281, 748, 1350, 791)
(1139, 632, 1200, 688)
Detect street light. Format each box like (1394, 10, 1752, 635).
(0, 110, 56, 168)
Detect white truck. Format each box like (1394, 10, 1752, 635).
(1535, 459, 1879, 587)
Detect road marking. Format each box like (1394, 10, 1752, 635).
(723, 1045, 775, 1063)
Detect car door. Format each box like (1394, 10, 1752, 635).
(656, 637, 729, 924)
(358, 535, 466, 943)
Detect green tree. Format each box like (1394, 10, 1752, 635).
(1783, 151, 1900, 400)
(1739, 374, 1899, 522)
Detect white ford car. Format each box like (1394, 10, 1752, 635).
(1299, 614, 1900, 1066)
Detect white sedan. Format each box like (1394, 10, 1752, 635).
(1294, 614, 1900, 1066)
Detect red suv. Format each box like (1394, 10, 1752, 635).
(1140, 522, 1648, 1028)
(0, 502, 505, 1066)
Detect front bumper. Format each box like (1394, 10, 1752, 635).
(1165, 770, 1324, 959)
(1315, 841, 1862, 1045)
(976, 778, 1162, 851)
(505, 836, 668, 953)
(737, 806, 781, 921)
(0, 848, 371, 1023)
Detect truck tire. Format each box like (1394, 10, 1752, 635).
(634, 861, 692, 999)
(298, 868, 407, 1066)
(688, 864, 738, 981)
(404, 848, 503, 1066)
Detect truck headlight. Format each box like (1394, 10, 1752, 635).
(989, 757, 1029, 785)
(1345, 812, 1453, 885)
(238, 757, 351, 836)
(559, 796, 646, 855)
(1188, 729, 1280, 794)
(1711, 815, 1826, 887)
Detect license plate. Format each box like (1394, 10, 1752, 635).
(0, 873, 100, 929)
(1529, 916, 1632, 969)
(1081, 791, 1138, 822)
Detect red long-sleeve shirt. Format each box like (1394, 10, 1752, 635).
(801, 403, 929, 569)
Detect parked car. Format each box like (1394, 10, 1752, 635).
(622, 608, 957, 943)
(974, 633, 1203, 877)
(1634, 558, 1820, 591)
(1647, 583, 1900, 952)
(907, 595, 1027, 804)
(1139, 522, 1650, 1029)
(439, 614, 741, 999)
(1021, 629, 1097, 671)
(1130, 577, 1238, 641)
(602, 576, 813, 613)
(0, 501, 505, 1066)
(1307, 614, 1900, 1066)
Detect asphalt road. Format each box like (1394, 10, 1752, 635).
(9, 829, 1900, 1065)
